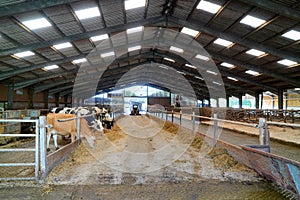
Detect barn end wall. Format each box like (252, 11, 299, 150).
(148, 97, 170, 108)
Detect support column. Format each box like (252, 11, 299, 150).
(208, 98, 211, 107)
(255, 92, 260, 109)
(7, 84, 13, 110)
(261, 93, 264, 109)
(55, 94, 59, 107)
(238, 94, 243, 109)
(226, 95, 230, 108)
(44, 90, 49, 109)
(64, 94, 68, 107)
(201, 98, 204, 107)
(278, 89, 283, 110)
(28, 87, 34, 109)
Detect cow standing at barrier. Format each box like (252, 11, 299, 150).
(46, 112, 104, 151)
(46, 113, 77, 151)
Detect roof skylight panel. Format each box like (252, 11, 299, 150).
(164, 57, 175, 63)
(128, 45, 141, 52)
(22, 18, 52, 30)
(125, 0, 146, 10)
(180, 27, 199, 37)
(227, 77, 238, 81)
(240, 15, 266, 28)
(158, 65, 168, 70)
(170, 46, 184, 53)
(213, 81, 222, 85)
(13, 51, 35, 58)
(220, 62, 234, 68)
(195, 76, 203, 80)
(127, 26, 143, 34)
(195, 54, 209, 61)
(245, 70, 260, 76)
(53, 42, 72, 50)
(90, 34, 109, 42)
(197, 0, 221, 14)
(207, 70, 217, 75)
(101, 51, 115, 58)
(43, 65, 59, 71)
(75, 7, 101, 20)
(73, 58, 87, 64)
(246, 49, 265, 57)
(177, 71, 186, 75)
(213, 38, 233, 47)
(185, 64, 197, 69)
(277, 59, 297, 67)
(281, 30, 300, 41)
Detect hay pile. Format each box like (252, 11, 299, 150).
(104, 124, 126, 142)
(162, 121, 178, 134)
(207, 147, 253, 173)
(190, 137, 204, 150)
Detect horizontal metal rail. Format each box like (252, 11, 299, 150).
(193, 115, 259, 128)
(0, 119, 38, 123)
(0, 177, 36, 181)
(0, 134, 36, 137)
(56, 113, 96, 122)
(0, 148, 36, 152)
(266, 121, 300, 128)
(0, 163, 35, 167)
(0, 117, 39, 181)
(151, 109, 300, 129)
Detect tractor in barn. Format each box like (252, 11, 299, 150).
(130, 103, 141, 116)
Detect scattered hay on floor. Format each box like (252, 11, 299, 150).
(104, 125, 126, 141)
(190, 137, 204, 151)
(163, 121, 179, 134)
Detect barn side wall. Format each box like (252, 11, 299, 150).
(0, 84, 71, 110)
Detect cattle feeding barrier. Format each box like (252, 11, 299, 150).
(148, 108, 300, 196)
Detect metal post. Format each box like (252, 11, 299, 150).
(192, 112, 195, 134)
(213, 114, 218, 146)
(171, 110, 174, 123)
(166, 111, 168, 121)
(76, 113, 81, 138)
(39, 116, 47, 181)
(34, 119, 39, 181)
(180, 110, 182, 125)
(259, 118, 265, 145)
(265, 123, 270, 146)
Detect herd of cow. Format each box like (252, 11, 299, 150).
(46, 106, 112, 151)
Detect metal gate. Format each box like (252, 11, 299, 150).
(0, 118, 39, 181)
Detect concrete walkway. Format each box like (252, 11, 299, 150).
(172, 113, 300, 146)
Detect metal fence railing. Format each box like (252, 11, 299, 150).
(0, 118, 39, 181)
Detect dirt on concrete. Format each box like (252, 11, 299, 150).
(46, 115, 260, 185)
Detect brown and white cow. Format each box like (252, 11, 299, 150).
(46, 113, 77, 151)
(46, 113, 103, 151)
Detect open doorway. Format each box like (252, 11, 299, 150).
(124, 97, 147, 115)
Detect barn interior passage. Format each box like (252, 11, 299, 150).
(0, 0, 299, 199)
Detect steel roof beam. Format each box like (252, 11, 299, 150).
(0, 16, 165, 57)
(169, 16, 300, 63)
(13, 70, 74, 90)
(34, 78, 75, 93)
(0, 0, 81, 18)
(209, 52, 300, 87)
(237, 0, 300, 22)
